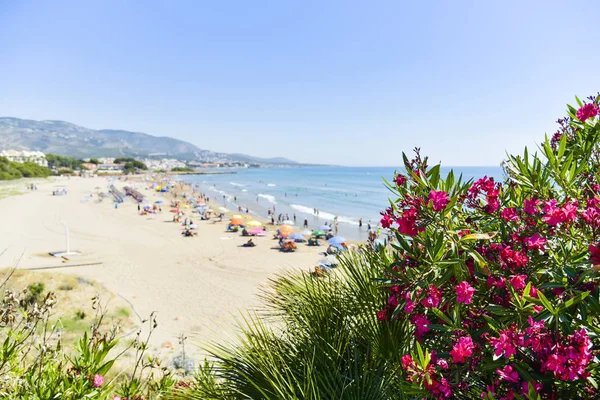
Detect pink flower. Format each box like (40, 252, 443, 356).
(93, 374, 104, 388)
(396, 207, 423, 236)
(450, 336, 474, 363)
(455, 281, 475, 304)
(112, 397, 122, 400)
(428, 190, 449, 212)
(542, 200, 565, 226)
(510, 274, 527, 291)
(401, 354, 414, 369)
(395, 174, 407, 186)
(523, 197, 540, 215)
(488, 326, 524, 359)
(500, 207, 519, 222)
(377, 309, 388, 322)
(410, 314, 430, 339)
(497, 365, 520, 383)
(380, 213, 393, 229)
(576, 103, 599, 122)
(525, 234, 546, 251)
(404, 299, 415, 314)
(561, 202, 578, 223)
(420, 285, 442, 308)
(590, 243, 600, 265)
(486, 196, 500, 214)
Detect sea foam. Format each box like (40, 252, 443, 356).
(258, 194, 277, 204)
(290, 204, 359, 226)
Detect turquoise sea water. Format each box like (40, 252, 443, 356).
(181, 166, 504, 240)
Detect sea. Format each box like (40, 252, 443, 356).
(179, 166, 504, 241)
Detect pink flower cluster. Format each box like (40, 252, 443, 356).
(541, 199, 577, 226)
(488, 318, 593, 382)
(488, 324, 524, 359)
(576, 103, 599, 122)
(480, 244, 529, 272)
(467, 176, 501, 214)
(455, 281, 475, 304)
(401, 355, 452, 399)
(420, 285, 442, 308)
(582, 197, 600, 227)
(450, 336, 474, 363)
(428, 190, 449, 212)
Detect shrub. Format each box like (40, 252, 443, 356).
(377, 94, 600, 398)
(0, 271, 179, 399)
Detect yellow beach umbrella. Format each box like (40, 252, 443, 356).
(246, 220, 262, 227)
(232, 214, 243, 219)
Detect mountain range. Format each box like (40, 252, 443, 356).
(0, 117, 299, 165)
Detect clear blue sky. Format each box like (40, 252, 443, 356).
(1, 1, 599, 166)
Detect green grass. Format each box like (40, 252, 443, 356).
(115, 307, 131, 318)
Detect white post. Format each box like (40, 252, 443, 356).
(60, 221, 70, 253)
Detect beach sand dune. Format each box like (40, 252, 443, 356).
(0, 176, 322, 358)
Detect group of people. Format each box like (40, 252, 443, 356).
(268, 212, 296, 225)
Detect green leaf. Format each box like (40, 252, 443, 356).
(536, 290, 555, 314)
(431, 308, 453, 326)
(556, 291, 590, 312)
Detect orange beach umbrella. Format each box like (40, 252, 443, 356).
(230, 217, 245, 226)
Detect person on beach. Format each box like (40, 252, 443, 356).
(303, 219, 308, 229)
(359, 218, 363, 228)
(137, 204, 140, 211)
(367, 221, 371, 231)
(293, 214, 296, 223)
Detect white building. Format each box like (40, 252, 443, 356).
(143, 158, 187, 171)
(0, 150, 48, 167)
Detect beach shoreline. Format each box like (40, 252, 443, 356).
(0, 175, 337, 360)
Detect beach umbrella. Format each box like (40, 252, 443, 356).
(278, 225, 294, 238)
(180, 204, 190, 208)
(246, 220, 262, 227)
(289, 233, 304, 241)
(301, 230, 313, 236)
(232, 214, 243, 219)
(328, 236, 346, 245)
(312, 230, 326, 237)
(230, 217, 245, 226)
(282, 220, 295, 226)
(143, 205, 151, 210)
(189, 224, 198, 229)
(248, 228, 266, 235)
(170, 209, 179, 213)
(155, 200, 164, 204)
(319, 225, 332, 231)
(219, 207, 228, 212)
(189, 197, 196, 201)
(279, 225, 294, 233)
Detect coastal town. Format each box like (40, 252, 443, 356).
(0, 148, 267, 176)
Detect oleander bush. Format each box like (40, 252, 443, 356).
(377, 94, 600, 399)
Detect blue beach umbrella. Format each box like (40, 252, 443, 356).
(155, 200, 164, 204)
(327, 236, 346, 245)
(289, 233, 304, 240)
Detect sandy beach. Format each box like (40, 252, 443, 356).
(0, 176, 325, 359)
